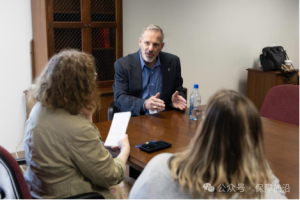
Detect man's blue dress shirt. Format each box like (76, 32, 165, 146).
(139, 49, 162, 112)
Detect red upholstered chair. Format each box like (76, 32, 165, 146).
(0, 145, 31, 199)
(260, 85, 299, 125)
(0, 146, 104, 199)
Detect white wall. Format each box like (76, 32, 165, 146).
(0, 0, 32, 152)
(123, 0, 299, 105)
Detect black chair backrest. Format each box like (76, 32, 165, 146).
(107, 101, 120, 121)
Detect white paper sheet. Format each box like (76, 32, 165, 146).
(149, 110, 158, 114)
(104, 111, 131, 147)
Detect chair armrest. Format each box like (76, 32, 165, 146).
(107, 101, 115, 121)
(107, 101, 120, 121)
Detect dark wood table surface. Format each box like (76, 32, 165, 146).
(94, 108, 299, 199)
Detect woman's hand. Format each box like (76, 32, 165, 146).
(114, 134, 130, 164)
(118, 134, 130, 151)
(111, 134, 130, 150)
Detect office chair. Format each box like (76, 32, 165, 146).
(0, 146, 105, 199)
(260, 85, 299, 125)
(107, 101, 120, 121)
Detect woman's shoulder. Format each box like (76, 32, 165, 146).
(152, 152, 173, 160)
(129, 153, 194, 199)
(27, 103, 98, 138)
(140, 153, 174, 182)
(147, 153, 173, 168)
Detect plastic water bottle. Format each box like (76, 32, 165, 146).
(189, 84, 201, 120)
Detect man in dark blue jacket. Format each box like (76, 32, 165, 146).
(113, 24, 187, 116)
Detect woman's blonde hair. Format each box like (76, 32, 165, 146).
(169, 89, 271, 199)
(31, 49, 99, 115)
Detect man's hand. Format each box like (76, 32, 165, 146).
(172, 91, 187, 110)
(144, 92, 165, 111)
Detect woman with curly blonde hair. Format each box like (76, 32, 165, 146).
(129, 89, 286, 199)
(24, 50, 131, 199)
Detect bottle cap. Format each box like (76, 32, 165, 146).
(193, 84, 199, 89)
(284, 60, 292, 66)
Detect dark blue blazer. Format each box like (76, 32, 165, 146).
(113, 50, 186, 116)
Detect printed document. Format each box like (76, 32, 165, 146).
(104, 111, 131, 147)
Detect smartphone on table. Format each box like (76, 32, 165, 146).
(139, 141, 172, 153)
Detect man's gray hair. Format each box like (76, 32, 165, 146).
(141, 24, 164, 42)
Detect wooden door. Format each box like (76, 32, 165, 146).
(86, 0, 122, 83)
(46, 0, 122, 84)
(38, 0, 121, 122)
(47, 0, 89, 56)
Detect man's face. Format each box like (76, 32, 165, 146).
(139, 30, 164, 65)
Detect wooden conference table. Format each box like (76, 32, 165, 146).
(94, 108, 299, 199)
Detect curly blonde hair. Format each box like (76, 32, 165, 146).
(169, 90, 271, 199)
(31, 49, 99, 115)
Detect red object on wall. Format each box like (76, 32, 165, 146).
(98, 28, 110, 48)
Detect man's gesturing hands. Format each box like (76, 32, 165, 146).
(144, 92, 165, 111)
(172, 91, 187, 110)
(144, 91, 187, 112)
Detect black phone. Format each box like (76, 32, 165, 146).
(139, 141, 172, 153)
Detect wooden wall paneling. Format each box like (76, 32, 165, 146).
(116, 0, 123, 59)
(247, 70, 275, 111)
(99, 94, 114, 122)
(247, 68, 299, 111)
(30, 40, 35, 81)
(84, 0, 91, 53)
(31, 0, 49, 79)
(31, 0, 122, 122)
(47, 0, 55, 58)
(275, 73, 298, 85)
(95, 80, 114, 122)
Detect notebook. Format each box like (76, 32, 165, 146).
(104, 111, 131, 147)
